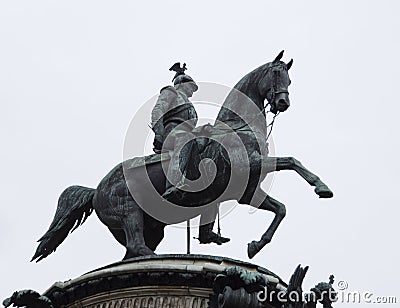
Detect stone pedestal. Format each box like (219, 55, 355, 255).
(44, 254, 287, 308)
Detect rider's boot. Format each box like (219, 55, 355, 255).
(198, 221, 230, 245)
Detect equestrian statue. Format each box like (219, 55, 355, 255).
(31, 51, 333, 262)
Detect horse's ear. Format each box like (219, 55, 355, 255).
(286, 59, 293, 70)
(273, 50, 284, 63)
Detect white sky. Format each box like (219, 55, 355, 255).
(1, 1, 399, 307)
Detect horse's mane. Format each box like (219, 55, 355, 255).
(233, 62, 272, 94)
(215, 62, 273, 125)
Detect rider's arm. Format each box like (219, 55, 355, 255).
(151, 86, 178, 129)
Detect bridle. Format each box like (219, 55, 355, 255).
(226, 64, 288, 140)
(268, 64, 290, 112)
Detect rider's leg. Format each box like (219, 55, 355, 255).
(162, 130, 193, 201)
(198, 203, 230, 245)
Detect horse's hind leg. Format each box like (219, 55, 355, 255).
(144, 222, 165, 251)
(108, 228, 126, 246)
(122, 203, 155, 259)
(245, 189, 286, 259)
(267, 157, 333, 198)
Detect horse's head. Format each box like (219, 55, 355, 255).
(258, 50, 293, 114)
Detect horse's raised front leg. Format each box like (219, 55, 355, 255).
(267, 157, 333, 198)
(245, 189, 286, 259)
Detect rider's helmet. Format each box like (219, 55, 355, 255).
(170, 62, 198, 91)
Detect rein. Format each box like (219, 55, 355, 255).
(219, 100, 280, 142)
(227, 106, 279, 140)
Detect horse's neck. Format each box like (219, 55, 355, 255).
(216, 74, 266, 133)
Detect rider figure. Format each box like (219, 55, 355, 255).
(150, 62, 229, 245)
(151, 62, 197, 154)
(151, 62, 198, 199)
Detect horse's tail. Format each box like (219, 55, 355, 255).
(31, 185, 95, 262)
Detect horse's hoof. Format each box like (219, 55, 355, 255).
(123, 246, 156, 260)
(247, 241, 259, 259)
(138, 249, 156, 256)
(315, 185, 333, 198)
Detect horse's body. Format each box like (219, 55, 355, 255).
(32, 51, 333, 262)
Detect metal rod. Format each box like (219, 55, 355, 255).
(217, 204, 221, 236)
(186, 219, 191, 254)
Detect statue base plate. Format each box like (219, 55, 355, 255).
(44, 254, 287, 308)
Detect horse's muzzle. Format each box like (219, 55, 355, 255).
(277, 98, 290, 112)
(272, 92, 290, 113)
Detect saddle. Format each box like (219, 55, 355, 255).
(124, 123, 237, 171)
(123, 151, 171, 170)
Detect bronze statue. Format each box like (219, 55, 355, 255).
(31, 51, 333, 262)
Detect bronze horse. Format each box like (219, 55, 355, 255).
(32, 51, 333, 262)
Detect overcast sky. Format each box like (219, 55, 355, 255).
(1, 1, 399, 307)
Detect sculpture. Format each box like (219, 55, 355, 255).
(31, 51, 333, 262)
(212, 265, 337, 307)
(3, 290, 53, 308)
